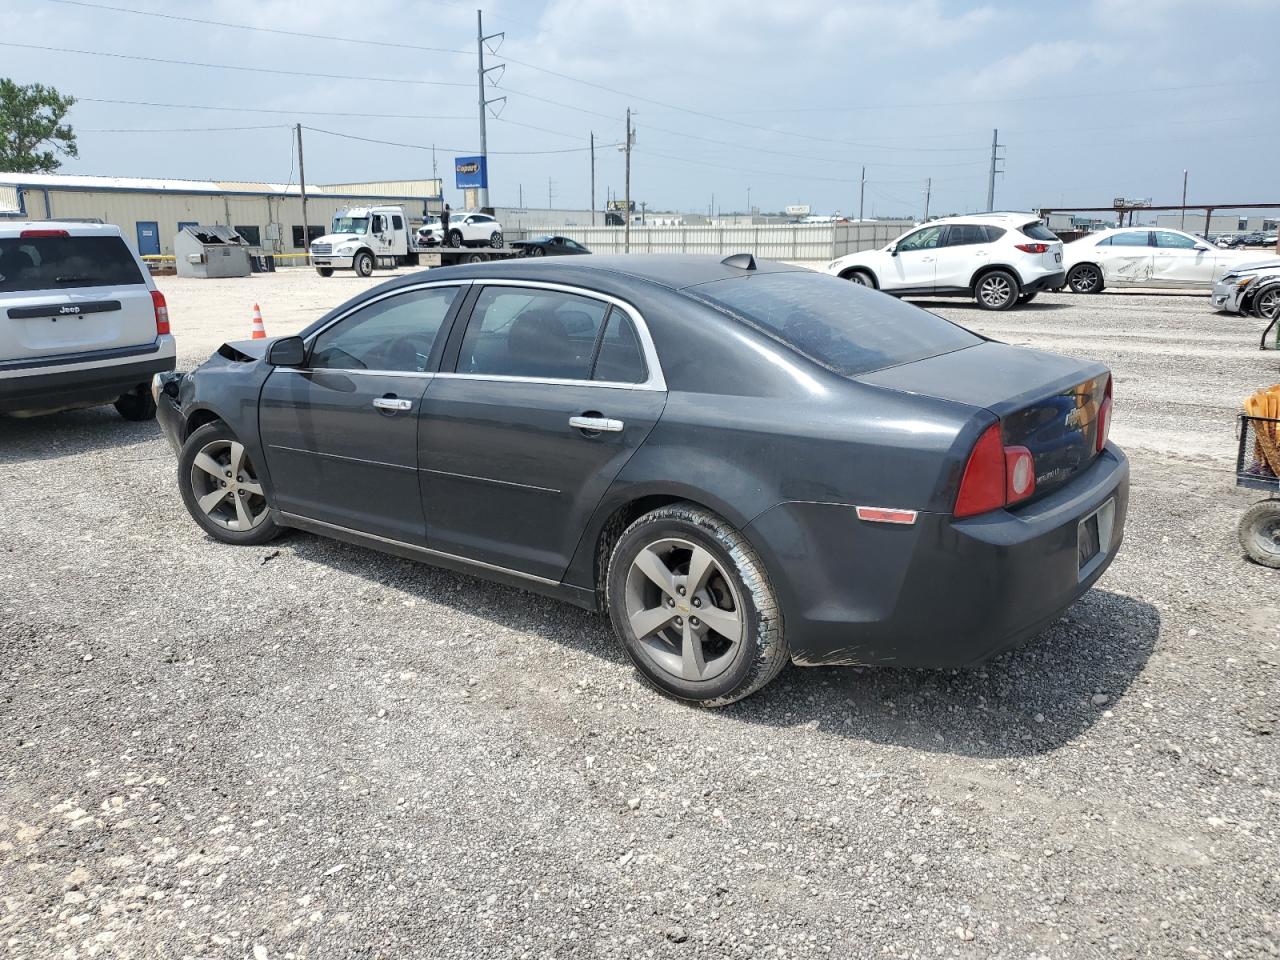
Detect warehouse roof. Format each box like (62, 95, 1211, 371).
(0, 172, 439, 198)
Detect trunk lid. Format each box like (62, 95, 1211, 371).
(858, 343, 1109, 499)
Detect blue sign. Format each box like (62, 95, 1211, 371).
(455, 156, 488, 189)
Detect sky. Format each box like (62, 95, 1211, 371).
(3, 0, 1278, 218)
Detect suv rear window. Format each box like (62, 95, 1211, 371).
(0, 235, 145, 293)
(690, 271, 981, 377)
(1019, 221, 1059, 242)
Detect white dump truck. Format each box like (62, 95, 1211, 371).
(310, 205, 520, 277)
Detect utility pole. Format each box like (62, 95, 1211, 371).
(548, 177, 555, 209)
(476, 10, 505, 211)
(747, 185, 752, 217)
(858, 166, 865, 221)
(590, 131, 596, 226)
(295, 123, 309, 261)
(432, 144, 437, 183)
(986, 129, 1004, 212)
(517, 183, 523, 208)
(923, 177, 931, 221)
(624, 107, 633, 253)
(1180, 169, 1188, 230)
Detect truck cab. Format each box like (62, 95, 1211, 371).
(310, 205, 412, 277)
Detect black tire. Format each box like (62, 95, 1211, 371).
(842, 268, 875, 288)
(490, 231, 503, 249)
(1018, 291, 1039, 304)
(353, 251, 374, 278)
(604, 503, 788, 707)
(113, 384, 156, 421)
(465, 253, 486, 264)
(1239, 500, 1280, 569)
(448, 229, 464, 248)
(1252, 285, 1280, 321)
(316, 267, 334, 278)
(529, 246, 545, 257)
(974, 268, 1019, 311)
(1067, 263, 1104, 294)
(178, 421, 282, 546)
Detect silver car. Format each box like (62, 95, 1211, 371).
(1210, 260, 1280, 321)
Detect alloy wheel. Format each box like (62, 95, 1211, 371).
(979, 274, 1014, 308)
(189, 439, 269, 532)
(1256, 288, 1280, 320)
(624, 537, 744, 683)
(1071, 265, 1101, 293)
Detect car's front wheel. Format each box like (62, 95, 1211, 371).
(1067, 263, 1104, 294)
(842, 268, 874, 287)
(975, 269, 1019, 310)
(448, 229, 464, 248)
(1253, 286, 1280, 321)
(353, 251, 374, 277)
(604, 503, 788, 707)
(529, 246, 545, 257)
(178, 421, 281, 546)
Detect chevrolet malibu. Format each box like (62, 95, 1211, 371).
(154, 255, 1128, 706)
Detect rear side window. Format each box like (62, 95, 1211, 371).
(691, 271, 981, 377)
(983, 226, 1006, 242)
(592, 311, 646, 384)
(0, 235, 144, 293)
(457, 286, 609, 379)
(943, 224, 989, 246)
(1020, 221, 1059, 241)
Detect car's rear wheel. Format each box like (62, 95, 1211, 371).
(353, 251, 374, 277)
(489, 231, 503, 248)
(842, 269, 874, 287)
(1067, 263, 1104, 294)
(1253, 286, 1280, 321)
(178, 421, 281, 546)
(975, 269, 1019, 310)
(114, 384, 157, 421)
(316, 267, 334, 278)
(604, 503, 788, 707)
(1239, 500, 1280, 568)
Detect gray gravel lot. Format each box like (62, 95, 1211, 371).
(2, 274, 1279, 959)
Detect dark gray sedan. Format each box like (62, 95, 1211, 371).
(154, 255, 1128, 706)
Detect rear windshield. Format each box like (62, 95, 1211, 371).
(0, 235, 145, 293)
(690, 271, 982, 377)
(1020, 221, 1059, 241)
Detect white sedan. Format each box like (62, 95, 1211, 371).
(1062, 227, 1267, 293)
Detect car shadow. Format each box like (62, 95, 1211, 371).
(907, 299, 1072, 313)
(277, 529, 1156, 759)
(0, 406, 164, 465)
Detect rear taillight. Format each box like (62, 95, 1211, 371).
(1096, 375, 1112, 452)
(151, 289, 170, 335)
(954, 423, 1038, 518)
(20, 228, 69, 238)
(1014, 242, 1050, 254)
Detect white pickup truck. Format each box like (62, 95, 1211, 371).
(310, 205, 518, 276)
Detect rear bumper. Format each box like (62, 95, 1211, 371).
(746, 445, 1129, 668)
(0, 338, 176, 415)
(1023, 269, 1067, 294)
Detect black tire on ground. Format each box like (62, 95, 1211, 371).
(1238, 499, 1280, 568)
(842, 269, 875, 287)
(529, 246, 545, 257)
(1252, 286, 1280, 321)
(113, 384, 157, 421)
(316, 267, 334, 278)
(490, 231, 503, 248)
(1067, 263, 1104, 294)
(1018, 291, 1038, 304)
(448, 229, 464, 248)
(353, 251, 374, 277)
(974, 268, 1020, 311)
(604, 503, 788, 707)
(178, 421, 282, 547)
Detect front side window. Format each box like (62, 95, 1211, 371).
(896, 226, 943, 252)
(691, 271, 981, 377)
(1154, 231, 1199, 249)
(457, 287, 610, 379)
(1107, 231, 1152, 247)
(310, 286, 460, 372)
(0, 235, 144, 293)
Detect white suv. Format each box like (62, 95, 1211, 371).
(0, 222, 175, 418)
(825, 213, 1066, 310)
(418, 212, 504, 249)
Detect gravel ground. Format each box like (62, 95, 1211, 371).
(2, 270, 1278, 959)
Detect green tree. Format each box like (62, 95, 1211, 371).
(0, 79, 77, 173)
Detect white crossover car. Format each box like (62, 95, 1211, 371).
(824, 213, 1066, 311)
(1063, 227, 1269, 293)
(416, 212, 504, 249)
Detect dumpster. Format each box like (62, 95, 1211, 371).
(174, 225, 252, 278)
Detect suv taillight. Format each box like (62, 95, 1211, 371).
(1014, 242, 1050, 254)
(954, 423, 1037, 518)
(1096, 375, 1112, 452)
(151, 289, 170, 335)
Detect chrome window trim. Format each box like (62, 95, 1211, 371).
(444, 278, 667, 392)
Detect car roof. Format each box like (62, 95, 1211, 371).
(922, 212, 1041, 227)
(417, 254, 807, 291)
(0, 220, 123, 237)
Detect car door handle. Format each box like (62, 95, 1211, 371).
(569, 415, 624, 433)
(372, 397, 413, 412)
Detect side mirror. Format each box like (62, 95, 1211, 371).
(267, 336, 306, 367)
(1194, 244, 1209, 252)
(888, 244, 899, 257)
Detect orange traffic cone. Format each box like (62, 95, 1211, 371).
(250, 303, 266, 339)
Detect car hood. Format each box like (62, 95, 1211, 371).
(1225, 258, 1280, 274)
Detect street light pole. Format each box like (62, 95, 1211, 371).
(624, 107, 633, 253)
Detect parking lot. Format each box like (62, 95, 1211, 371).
(2, 270, 1278, 958)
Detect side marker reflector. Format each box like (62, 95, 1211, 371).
(855, 506, 918, 525)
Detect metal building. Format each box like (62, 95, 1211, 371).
(0, 173, 443, 256)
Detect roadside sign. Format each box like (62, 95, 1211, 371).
(455, 156, 488, 190)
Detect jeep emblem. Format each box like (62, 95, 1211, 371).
(59, 305, 81, 315)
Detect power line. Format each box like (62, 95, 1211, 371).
(301, 125, 620, 156)
(80, 124, 289, 133)
(80, 96, 474, 121)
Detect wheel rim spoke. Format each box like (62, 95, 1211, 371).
(629, 605, 675, 639)
(193, 452, 224, 479)
(228, 441, 246, 477)
(685, 545, 715, 597)
(633, 546, 676, 596)
(697, 604, 742, 644)
(233, 492, 252, 529)
(680, 621, 706, 681)
(197, 488, 228, 515)
(239, 480, 264, 496)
